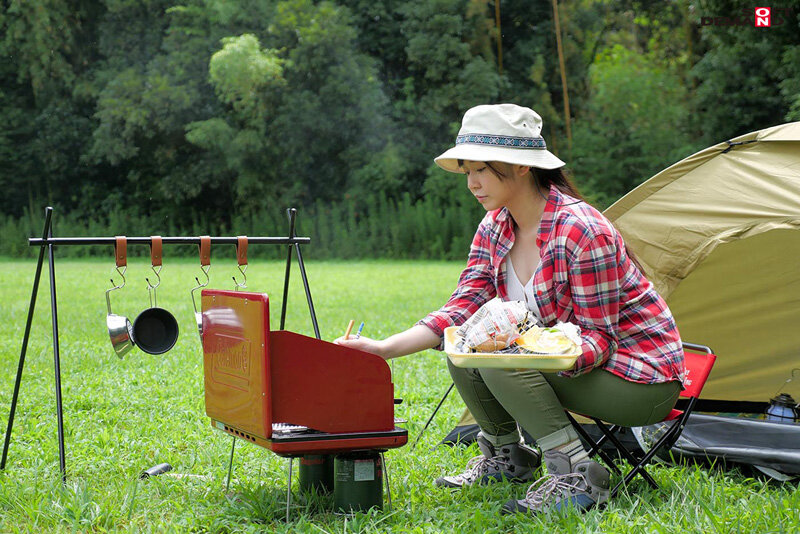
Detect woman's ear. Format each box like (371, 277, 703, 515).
(515, 165, 531, 177)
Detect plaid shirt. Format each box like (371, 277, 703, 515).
(419, 185, 685, 385)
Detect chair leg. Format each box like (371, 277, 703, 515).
(595, 420, 659, 491)
(585, 424, 621, 458)
(611, 419, 687, 497)
(565, 413, 621, 475)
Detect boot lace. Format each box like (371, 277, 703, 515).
(521, 472, 587, 509)
(457, 454, 511, 482)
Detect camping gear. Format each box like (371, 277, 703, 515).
(1, 208, 315, 484)
(605, 121, 800, 404)
(232, 236, 248, 290)
(131, 236, 179, 355)
(766, 393, 799, 423)
(333, 451, 384, 513)
(105, 236, 179, 357)
(140, 462, 173, 479)
(106, 289, 134, 359)
(299, 455, 334, 493)
(131, 308, 179, 355)
(105, 237, 134, 358)
(201, 289, 406, 519)
(190, 236, 211, 340)
(666, 413, 800, 477)
(565, 342, 716, 497)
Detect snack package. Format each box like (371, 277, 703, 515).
(456, 298, 538, 352)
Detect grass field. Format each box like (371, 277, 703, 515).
(0, 257, 797, 533)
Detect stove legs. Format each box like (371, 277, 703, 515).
(286, 457, 293, 522)
(381, 452, 392, 511)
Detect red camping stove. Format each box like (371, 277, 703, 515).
(201, 289, 407, 516)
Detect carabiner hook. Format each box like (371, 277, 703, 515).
(146, 265, 163, 308)
(190, 264, 210, 315)
(192, 235, 212, 314)
(233, 264, 247, 291)
(233, 235, 248, 291)
(105, 266, 127, 314)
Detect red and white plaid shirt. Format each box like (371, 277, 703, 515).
(419, 185, 685, 385)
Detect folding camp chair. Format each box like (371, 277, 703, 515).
(565, 342, 716, 497)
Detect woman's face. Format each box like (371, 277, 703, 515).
(462, 160, 527, 211)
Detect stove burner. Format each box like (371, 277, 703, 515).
(272, 423, 310, 434)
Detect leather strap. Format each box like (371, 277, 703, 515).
(150, 236, 162, 267)
(115, 236, 127, 268)
(199, 236, 211, 266)
(236, 236, 248, 266)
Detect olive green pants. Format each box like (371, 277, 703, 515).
(447, 358, 681, 450)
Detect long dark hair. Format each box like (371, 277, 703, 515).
(461, 160, 647, 276)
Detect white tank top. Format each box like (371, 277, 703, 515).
(505, 254, 542, 320)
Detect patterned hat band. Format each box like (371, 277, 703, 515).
(455, 133, 547, 149)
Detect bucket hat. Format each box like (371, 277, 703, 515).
(434, 104, 565, 173)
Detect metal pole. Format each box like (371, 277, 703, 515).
(411, 382, 455, 451)
(285, 457, 293, 522)
(294, 243, 320, 340)
(381, 451, 392, 511)
(29, 236, 310, 246)
(1, 207, 53, 470)
(280, 209, 296, 331)
(47, 225, 67, 483)
(225, 436, 236, 491)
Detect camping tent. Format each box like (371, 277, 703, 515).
(605, 121, 800, 403)
(443, 122, 800, 454)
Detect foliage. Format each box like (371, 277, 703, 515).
(570, 45, 697, 207)
(0, 0, 798, 255)
(689, 0, 800, 144)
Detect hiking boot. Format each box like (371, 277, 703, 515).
(435, 434, 541, 488)
(501, 450, 610, 514)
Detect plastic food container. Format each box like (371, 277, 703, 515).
(444, 326, 580, 371)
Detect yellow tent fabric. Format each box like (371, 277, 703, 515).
(605, 122, 800, 402)
(456, 122, 800, 429)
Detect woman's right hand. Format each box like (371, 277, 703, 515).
(333, 336, 393, 360)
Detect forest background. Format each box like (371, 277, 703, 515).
(1, 0, 799, 259)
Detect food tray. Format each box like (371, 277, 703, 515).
(444, 326, 581, 371)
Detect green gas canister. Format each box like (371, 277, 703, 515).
(299, 454, 334, 493)
(333, 451, 383, 513)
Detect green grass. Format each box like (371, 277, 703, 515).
(0, 257, 797, 533)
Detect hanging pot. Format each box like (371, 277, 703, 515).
(133, 236, 179, 355)
(132, 307, 179, 355)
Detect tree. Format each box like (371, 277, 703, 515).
(689, 0, 800, 144)
(571, 45, 696, 207)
